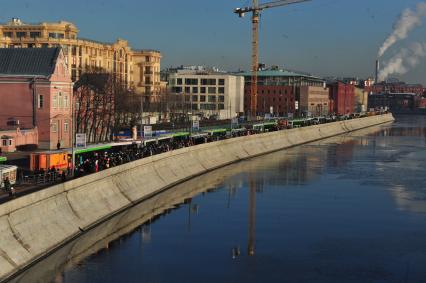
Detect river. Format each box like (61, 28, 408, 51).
(13, 115, 426, 283)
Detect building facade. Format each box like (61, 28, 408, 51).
(365, 81, 424, 96)
(299, 86, 329, 116)
(0, 18, 161, 98)
(168, 71, 244, 120)
(0, 128, 38, 153)
(0, 48, 73, 149)
(327, 82, 355, 115)
(368, 93, 420, 112)
(354, 87, 368, 112)
(241, 69, 325, 117)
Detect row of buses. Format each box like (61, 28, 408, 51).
(17, 111, 381, 174)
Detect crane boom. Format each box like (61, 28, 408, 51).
(234, 0, 310, 118)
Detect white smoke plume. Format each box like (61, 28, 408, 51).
(378, 42, 426, 81)
(378, 2, 426, 57)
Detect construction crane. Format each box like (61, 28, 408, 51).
(234, 0, 311, 119)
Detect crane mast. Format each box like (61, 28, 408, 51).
(234, 0, 310, 118)
(251, 0, 259, 119)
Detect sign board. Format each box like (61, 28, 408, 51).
(76, 133, 86, 148)
(231, 118, 239, 126)
(192, 120, 200, 131)
(143, 126, 153, 138)
(270, 106, 274, 114)
(295, 101, 299, 110)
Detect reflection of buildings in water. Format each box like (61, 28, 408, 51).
(326, 141, 356, 169)
(390, 185, 426, 214)
(11, 166, 249, 283)
(14, 123, 394, 282)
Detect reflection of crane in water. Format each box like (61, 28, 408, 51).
(248, 176, 257, 256)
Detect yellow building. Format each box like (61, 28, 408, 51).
(0, 18, 161, 97)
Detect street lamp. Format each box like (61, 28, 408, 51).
(71, 101, 79, 177)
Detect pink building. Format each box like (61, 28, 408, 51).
(0, 127, 38, 153)
(0, 48, 73, 150)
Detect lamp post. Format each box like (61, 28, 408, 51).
(71, 101, 79, 177)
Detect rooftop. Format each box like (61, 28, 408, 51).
(237, 69, 323, 80)
(0, 47, 60, 77)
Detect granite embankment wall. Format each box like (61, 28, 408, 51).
(0, 114, 394, 281)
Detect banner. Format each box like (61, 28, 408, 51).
(76, 133, 86, 148)
(192, 120, 200, 131)
(143, 126, 153, 138)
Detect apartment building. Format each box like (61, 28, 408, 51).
(0, 18, 161, 98)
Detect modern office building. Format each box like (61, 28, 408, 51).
(0, 18, 161, 98)
(167, 69, 244, 120)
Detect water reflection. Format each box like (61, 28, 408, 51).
(11, 117, 426, 283)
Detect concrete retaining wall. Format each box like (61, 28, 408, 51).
(0, 114, 394, 281)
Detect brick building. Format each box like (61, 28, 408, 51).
(0, 47, 73, 149)
(327, 82, 355, 115)
(299, 86, 329, 116)
(241, 69, 325, 116)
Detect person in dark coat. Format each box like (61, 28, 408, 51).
(3, 177, 13, 197)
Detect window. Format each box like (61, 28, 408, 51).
(64, 95, 69, 108)
(30, 32, 41, 38)
(16, 32, 26, 38)
(53, 95, 58, 108)
(3, 32, 12, 38)
(185, 87, 191, 94)
(219, 79, 225, 85)
(58, 92, 63, 108)
(38, 95, 44, 108)
(51, 122, 58, 133)
(172, 86, 182, 93)
(208, 87, 216, 94)
(2, 140, 6, 146)
(192, 95, 198, 102)
(192, 87, 198, 93)
(64, 122, 69, 133)
(201, 79, 216, 85)
(200, 87, 206, 94)
(218, 104, 225, 110)
(218, 96, 225, 102)
(200, 95, 206, 102)
(208, 96, 216, 102)
(218, 87, 225, 94)
(49, 33, 64, 39)
(185, 78, 198, 85)
(177, 78, 182, 85)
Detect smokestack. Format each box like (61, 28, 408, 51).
(375, 59, 380, 84)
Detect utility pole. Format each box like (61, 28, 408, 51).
(140, 94, 144, 139)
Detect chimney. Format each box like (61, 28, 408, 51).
(375, 60, 380, 84)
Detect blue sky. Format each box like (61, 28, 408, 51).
(1, 0, 425, 84)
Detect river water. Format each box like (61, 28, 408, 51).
(16, 115, 426, 283)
